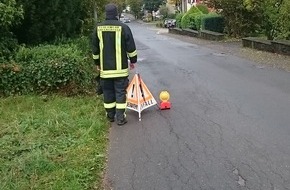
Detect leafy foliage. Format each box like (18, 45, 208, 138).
(1, 0, 109, 57)
(259, 0, 290, 40)
(0, 31, 19, 61)
(0, 0, 23, 59)
(167, 13, 177, 19)
(127, 0, 143, 18)
(215, 0, 260, 37)
(11, 0, 110, 45)
(0, 37, 95, 96)
(159, 4, 169, 18)
(196, 4, 209, 14)
(207, 0, 290, 39)
(79, 0, 107, 35)
(168, 0, 181, 6)
(0, 0, 23, 28)
(175, 13, 184, 28)
(143, 0, 165, 12)
(181, 6, 202, 29)
(109, 0, 126, 17)
(13, 0, 83, 44)
(201, 13, 224, 33)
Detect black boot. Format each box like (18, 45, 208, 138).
(117, 118, 127, 126)
(107, 116, 115, 122)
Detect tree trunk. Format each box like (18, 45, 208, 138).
(94, 2, 98, 24)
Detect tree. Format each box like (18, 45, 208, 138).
(259, 0, 290, 40)
(12, 0, 110, 44)
(207, 0, 290, 39)
(168, 0, 181, 11)
(207, 0, 262, 37)
(109, 0, 126, 17)
(143, 0, 165, 13)
(159, 4, 169, 18)
(0, 0, 23, 59)
(94, 0, 108, 20)
(0, 0, 23, 29)
(80, 0, 107, 34)
(181, 6, 202, 29)
(168, 0, 181, 6)
(0, 0, 111, 59)
(13, 0, 84, 44)
(127, 0, 143, 18)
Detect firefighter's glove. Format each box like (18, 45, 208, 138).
(130, 63, 135, 70)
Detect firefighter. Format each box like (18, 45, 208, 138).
(92, 3, 137, 126)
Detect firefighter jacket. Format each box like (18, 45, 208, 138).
(92, 19, 137, 78)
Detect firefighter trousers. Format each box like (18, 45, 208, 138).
(100, 77, 128, 121)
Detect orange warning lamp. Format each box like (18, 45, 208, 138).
(159, 91, 171, 110)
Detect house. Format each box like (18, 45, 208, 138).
(166, 0, 181, 14)
(165, 0, 203, 14)
(181, 0, 201, 12)
(166, 1, 177, 14)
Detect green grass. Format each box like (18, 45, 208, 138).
(0, 95, 108, 190)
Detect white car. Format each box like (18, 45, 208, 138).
(120, 17, 130, 23)
(123, 17, 131, 23)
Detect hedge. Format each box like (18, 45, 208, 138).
(0, 37, 95, 96)
(196, 4, 209, 14)
(175, 13, 184, 28)
(201, 13, 225, 33)
(181, 6, 203, 29)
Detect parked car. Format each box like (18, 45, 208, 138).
(123, 17, 131, 23)
(120, 17, 130, 23)
(164, 19, 176, 28)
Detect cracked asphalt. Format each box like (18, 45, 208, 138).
(104, 22, 290, 190)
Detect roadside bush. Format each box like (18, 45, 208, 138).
(201, 13, 225, 33)
(197, 4, 209, 14)
(143, 13, 153, 22)
(194, 14, 203, 31)
(181, 6, 202, 29)
(260, 0, 290, 40)
(156, 21, 163, 28)
(175, 13, 184, 28)
(0, 32, 19, 61)
(53, 36, 92, 56)
(188, 13, 203, 30)
(167, 13, 176, 19)
(209, 0, 262, 38)
(159, 5, 169, 19)
(0, 38, 95, 96)
(0, 0, 23, 60)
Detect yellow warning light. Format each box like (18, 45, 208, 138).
(159, 91, 170, 102)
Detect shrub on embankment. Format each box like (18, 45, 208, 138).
(181, 6, 203, 30)
(0, 37, 95, 96)
(200, 13, 225, 33)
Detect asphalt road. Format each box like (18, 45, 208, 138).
(105, 22, 290, 190)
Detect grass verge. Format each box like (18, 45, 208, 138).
(0, 95, 108, 190)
